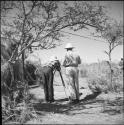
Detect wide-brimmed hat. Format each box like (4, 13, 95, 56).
(65, 43, 74, 49)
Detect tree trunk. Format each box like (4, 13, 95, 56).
(22, 51, 25, 80)
(108, 53, 114, 91)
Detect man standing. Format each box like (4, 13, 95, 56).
(119, 58, 123, 70)
(62, 43, 81, 103)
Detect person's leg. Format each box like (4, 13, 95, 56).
(35, 67, 49, 102)
(48, 68, 54, 102)
(66, 67, 77, 102)
(74, 68, 79, 100)
(40, 67, 50, 102)
(68, 69, 77, 101)
(65, 73, 71, 99)
(43, 74, 49, 102)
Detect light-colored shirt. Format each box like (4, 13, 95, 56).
(25, 51, 42, 67)
(42, 56, 60, 67)
(62, 50, 81, 67)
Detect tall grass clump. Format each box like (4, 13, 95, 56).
(2, 82, 39, 124)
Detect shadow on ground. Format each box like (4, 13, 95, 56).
(32, 92, 102, 115)
(29, 86, 123, 116)
(101, 97, 124, 115)
(31, 91, 123, 116)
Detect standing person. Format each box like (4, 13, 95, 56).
(119, 58, 123, 71)
(62, 43, 81, 103)
(35, 56, 61, 103)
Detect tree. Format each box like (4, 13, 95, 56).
(101, 21, 123, 91)
(1, 1, 110, 123)
(1, 1, 110, 87)
(1, 1, 108, 62)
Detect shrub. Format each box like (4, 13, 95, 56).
(112, 67, 123, 92)
(83, 61, 123, 93)
(87, 74, 108, 93)
(80, 68, 88, 78)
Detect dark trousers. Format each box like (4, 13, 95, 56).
(41, 66, 54, 101)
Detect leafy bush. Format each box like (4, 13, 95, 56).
(112, 67, 123, 92)
(87, 74, 108, 93)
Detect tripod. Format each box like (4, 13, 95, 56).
(53, 69, 69, 99)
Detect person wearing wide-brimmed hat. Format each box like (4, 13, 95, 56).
(62, 43, 81, 103)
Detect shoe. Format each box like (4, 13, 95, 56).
(49, 99, 55, 103)
(68, 99, 79, 104)
(68, 99, 76, 104)
(74, 99, 80, 103)
(68, 100, 74, 104)
(44, 100, 49, 103)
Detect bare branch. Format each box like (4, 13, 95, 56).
(2, 1, 113, 60)
(104, 50, 109, 56)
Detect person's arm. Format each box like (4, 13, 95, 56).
(77, 55, 81, 65)
(61, 56, 66, 67)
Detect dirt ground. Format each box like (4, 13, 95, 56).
(25, 77, 124, 124)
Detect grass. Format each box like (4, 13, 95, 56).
(2, 60, 123, 124)
(79, 60, 123, 93)
(2, 83, 40, 124)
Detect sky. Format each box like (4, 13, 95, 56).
(36, 1, 123, 64)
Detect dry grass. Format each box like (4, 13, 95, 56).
(79, 61, 123, 93)
(2, 82, 40, 124)
(2, 60, 123, 124)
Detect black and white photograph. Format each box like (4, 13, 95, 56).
(1, 1, 123, 124)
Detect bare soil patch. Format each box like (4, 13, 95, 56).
(25, 78, 124, 124)
(4, 78, 123, 124)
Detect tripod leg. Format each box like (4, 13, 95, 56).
(58, 71, 69, 99)
(53, 69, 56, 76)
